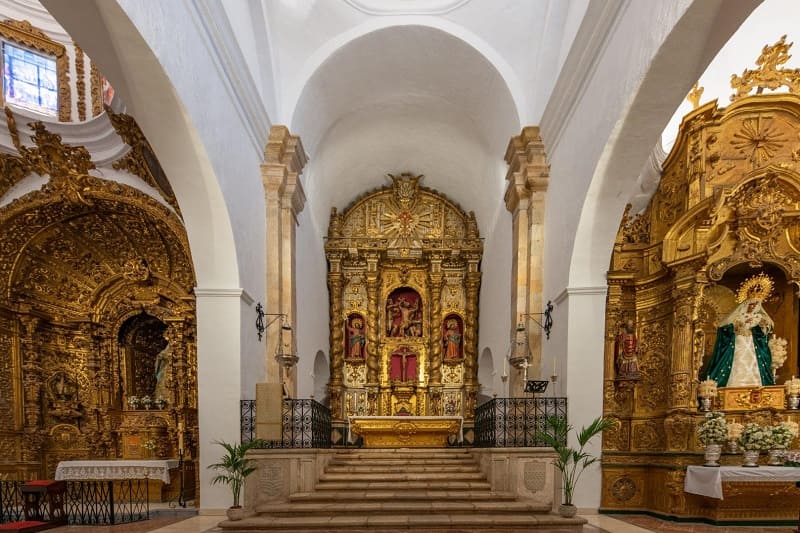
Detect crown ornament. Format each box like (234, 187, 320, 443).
(735, 272, 775, 303)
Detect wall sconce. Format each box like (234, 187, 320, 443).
(256, 305, 299, 370)
(509, 301, 555, 373)
(508, 321, 530, 370)
(520, 300, 554, 340)
(255, 303, 266, 341)
(274, 318, 298, 371)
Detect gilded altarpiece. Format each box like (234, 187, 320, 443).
(602, 40, 800, 522)
(0, 115, 198, 500)
(326, 174, 482, 436)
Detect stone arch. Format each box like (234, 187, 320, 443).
(313, 350, 330, 406)
(477, 347, 495, 404)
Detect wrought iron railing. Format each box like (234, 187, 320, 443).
(0, 481, 23, 523)
(473, 397, 568, 447)
(245, 398, 332, 448)
(241, 399, 256, 443)
(0, 479, 148, 525)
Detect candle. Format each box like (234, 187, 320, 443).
(503, 357, 507, 376)
(553, 357, 557, 376)
(177, 421, 184, 453)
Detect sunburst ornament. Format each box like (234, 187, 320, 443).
(735, 272, 775, 303)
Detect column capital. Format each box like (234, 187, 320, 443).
(504, 126, 550, 213)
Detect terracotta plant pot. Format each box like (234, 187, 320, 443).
(226, 506, 248, 521)
(558, 503, 578, 518)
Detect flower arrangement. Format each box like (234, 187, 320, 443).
(771, 421, 799, 450)
(786, 377, 800, 396)
(727, 421, 743, 442)
(697, 412, 728, 446)
(769, 337, 788, 372)
(698, 378, 718, 399)
(738, 423, 771, 451)
(127, 396, 139, 409)
(142, 439, 156, 451)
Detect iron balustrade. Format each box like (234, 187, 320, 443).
(241, 399, 256, 444)
(0, 479, 148, 525)
(242, 398, 332, 448)
(473, 396, 568, 447)
(0, 481, 23, 523)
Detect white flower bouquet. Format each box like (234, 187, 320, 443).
(739, 423, 771, 451)
(697, 412, 728, 445)
(770, 336, 788, 372)
(771, 422, 799, 450)
(727, 421, 743, 441)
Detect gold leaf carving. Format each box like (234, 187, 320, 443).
(731, 35, 800, 102)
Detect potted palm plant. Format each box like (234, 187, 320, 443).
(535, 415, 613, 518)
(208, 439, 263, 521)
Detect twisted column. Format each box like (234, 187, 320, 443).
(365, 273, 380, 385)
(328, 272, 344, 419)
(428, 272, 443, 385)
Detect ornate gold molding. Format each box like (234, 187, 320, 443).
(731, 35, 800, 102)
(105, 106, 181, 214)
(75, 42, 86, 121)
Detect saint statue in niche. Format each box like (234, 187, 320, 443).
(385, 288, 422, 337)
(614, 319, 640, 381)
(701, 273, 785, 387)
(153, 342, 171, 400)
(345, 314, 366, 360)
(442, 315, 463, 360)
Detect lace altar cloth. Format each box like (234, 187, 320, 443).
(55, 460, 179, 484)
(684, 465, 800, 499)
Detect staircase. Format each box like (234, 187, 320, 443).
(221, 448, 585, 531)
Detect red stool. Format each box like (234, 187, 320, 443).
(20, 481, 66, 526)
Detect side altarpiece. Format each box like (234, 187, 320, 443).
(602, 38, 800, 522)
(325, 174, 483, 428)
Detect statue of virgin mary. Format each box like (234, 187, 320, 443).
(701, 274, 775, 387)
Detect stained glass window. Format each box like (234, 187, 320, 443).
(2, 42, 57, 116)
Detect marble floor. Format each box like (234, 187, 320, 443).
(43, 513, 800, 532)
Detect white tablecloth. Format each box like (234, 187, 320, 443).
(55, 460, 179, 484)
(684, 465, 800, 499)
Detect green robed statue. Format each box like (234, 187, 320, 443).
(701, 273, 776, 388)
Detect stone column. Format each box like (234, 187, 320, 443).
(504, 127, 550, 395)
(195, 288, 245, 509)
(261, 125, 307, 397)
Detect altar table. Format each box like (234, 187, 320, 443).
(348, 416, 462, 447)
(55, 460, 179, 484)
(684, 465, 800, 499)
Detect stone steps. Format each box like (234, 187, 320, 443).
(258, 499, 552, 515)
(325, 463, 481, 473)
(221, 447, 584, 531)
(286, 490, 519, 502)
(318, 471, 486, 481)
(222, 513, 585, 530)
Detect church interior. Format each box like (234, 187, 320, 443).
(2, 0, 800, 530)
